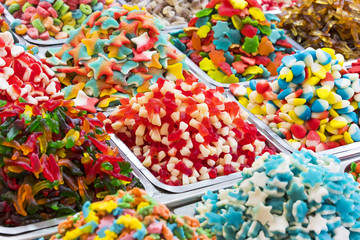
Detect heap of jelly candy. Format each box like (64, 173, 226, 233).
(0, 31, 63, 105)
(258, 0, 296, 11)
(196, 150, 360, 239)
(3, 0, 120, 40)
(279, 0, 360, 60)
(0, 100, 139, 226)
(230, 48, 360, 152)
(44, 6, 189, 110)
(106, 77, 276, 186)
(49, 188, 214, 240)
(170, 0, 295, 83)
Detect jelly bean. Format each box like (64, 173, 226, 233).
(46, 7, 189, 109)
(170, 0, 295, 83)
(0, 100, 137, 226)
(49, 188, 213, 240)
(230, 48, 360, 152)
(108, 78, 275, 186)
(196, 149, 360, 240)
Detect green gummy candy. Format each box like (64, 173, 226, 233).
(22, 2, 33, 12)
(258, 24, 272, 36)
(53, 0, 64, 11)
(59, 4, 70, 16)
(196, 8, 213, 18)
(9, 3, 20, 14)
(32, 18, 45, 33)
(76, 14, 87, 24)
(242, 36, 259, 53)
(242, 17, 258, 26)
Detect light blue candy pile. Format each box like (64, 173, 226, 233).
(195, 150, 360, 239)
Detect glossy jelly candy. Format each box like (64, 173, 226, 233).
(0, 31, 63, 104)
(196, 150, 360, 240)
(279, 0, 360, 59)
(107, 77, 276, 186)
(49, 188, 214, 240)
(170, 0, 295, 83)
(4, 0, 121, 40)
(230, 48, 360, 152)
(45, 6, 189, 110)
(0, 100, 139, 226)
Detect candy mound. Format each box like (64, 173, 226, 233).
(4, 0, 121, 40)
(231, 48, 360, 152)
(45, 6, 189, 111)
(107, 77, 276, 186)
(258, 0, 296, 11)
(0, 100, 140, 226)
(50, 188, 214, 240)
(170, 0, 295, 84)
(0, 31, 63, 105)
(123, 0, 208, 26)
(196, 149, 360, 239)
(279, 0, 360, 60)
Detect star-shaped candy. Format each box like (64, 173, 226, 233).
(81, 32, 107, 56)
(333, 226, 350, 240)
(107, 30, 131, 48)
(268, 214, 289, 234)
(73, 90, 99, 113)
(133, 49, 156, 62)
(246, 187, 268, 207)
(286, 182, 307, 201)
(131, 32, 153, 52)
(252, 202, 273, 226)
(248, 171, 268, 189)
(308, 185, 328, 203)
(301, 168, 322, 187)
(307, 213, 328, 235)
(88, 57, 114, 79)
(335, 196, 354, 218)
(119, 17, 139, 35)
(166, 63, 184, 81)
(213, 21, 230, 39)
(214, 37, 232, 51)
(224, 207, 244, 227)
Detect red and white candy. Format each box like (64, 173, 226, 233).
(107, 77, 275, 186)
(0, 32, 63, 104)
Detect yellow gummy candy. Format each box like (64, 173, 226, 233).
(137, 201, 149, 211)
(326, 124, 339, 135)
(317, 131, 326, 142)
(222, 74, 239, 83)
(250, 105, 262, 115)
(254, 93, 264, 104)
(85, 211, 99, 224)
(351, 101, 359, 110)
(230, 0, 248, 9)
(316, 87, 331, 99)
(231, 15, 243, 30)
(306, 76, 320, 85)
(91, 200, 117, 213)
(97, 97, 119, 108)
(166, 63, 184, 80)
(199, 58, 217, 71)
(243, 66, 263, 76)
(286, 71, 293, 82)
(288, 98, 306, 106)
(197, 25, 211, 38)
(100, 88, 117, 98)
(329, 108, 339, 118)
(208, 70, 226, 82)
(329, 134, 343, 142)
(63, 228, 83, 240)
(249, 7, 266, 21)
(238, 97, 249, 107)
(289, 110, 304, 125)
(322, 48, 336, 59)
(344, 131, 354, 144)
(212, 14, 229, 21)
(279, 112, 294, 123)
(117, 215, 143, 230)
(319, 124, 326, 133)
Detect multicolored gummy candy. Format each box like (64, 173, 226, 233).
(0, 31, 63, 105)
(44, 6, 189, 110)
(122, 0, 207, 26)
(348, 59, 360, 75)
(170, 0, 295, 84)
(106, 77, 276, 186)
(0, 99, 140, 226)
(3, 0, 121, 40)
(279, 0, 360, 60)
(196, 149, 360, 239)
(49, 188, 214, 240)
(231, 48, 360, 152)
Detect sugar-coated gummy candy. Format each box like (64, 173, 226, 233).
(0, 100, 139, 226)
(107, 78, 276, 186)
(45, 6, 189, 110)
(170, 0, 295, 83)
(49, 188, 214, 240)
(0, 31, 64, 105)
(123, 0, 208, 26)
(279, 0, 360, 60)
(196, 149, 360, 240)
(3, 0, 121, 40)
(257, 0, 296, 11)
(231, 48, 360, 152)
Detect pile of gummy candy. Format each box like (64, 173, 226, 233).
(1, 0, 360, 239)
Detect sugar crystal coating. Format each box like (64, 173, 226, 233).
(107, 77, 276, 186)
(231, 48, 360, 152)
(50, 188, 214, 240)
(196, 149, 360, 239)
(44, 6, 189, 110)
(170, 0, 295, 83)
(0, 100, 139, 226)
